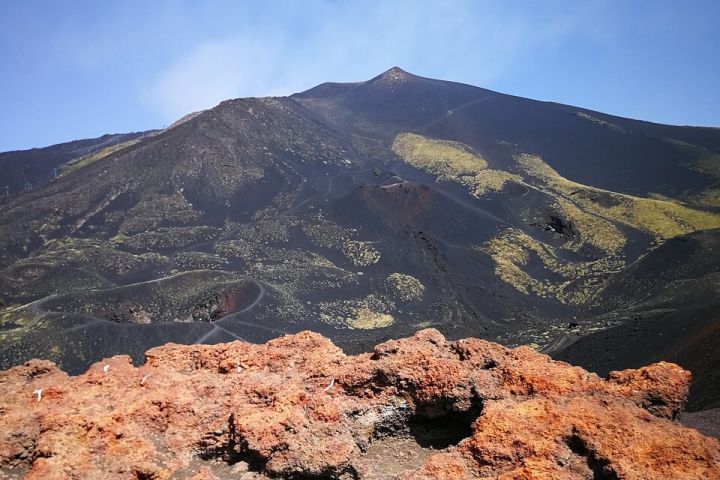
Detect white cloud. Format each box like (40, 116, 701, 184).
(143, 35, 286, 122)
(143, 1, 584, 123)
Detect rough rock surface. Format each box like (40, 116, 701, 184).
(0, 329, 718, 479)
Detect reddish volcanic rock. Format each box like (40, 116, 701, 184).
(0, 329, 718, 479)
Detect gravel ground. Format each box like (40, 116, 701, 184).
(679, 408, 720, 439)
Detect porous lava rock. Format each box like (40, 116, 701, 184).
(0, 329, 718, 479)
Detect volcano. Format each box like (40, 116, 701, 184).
(1, 67, 719, 411)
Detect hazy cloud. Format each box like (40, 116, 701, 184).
(144, 35, 286, 121)
(143, 1, 583, 123)
(4, 1, 717, 151)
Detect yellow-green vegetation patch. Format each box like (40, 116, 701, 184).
(247, 248, 356, 290)
(482, 230, 539, 296)
(119, 193, 201, 234)
(109, 234, 127, 246)
(0, 305, 33, 329)
(481, 227, 624, 304)
(392, 133, 521, 196)
(392, 132, 488, 173)
(31, 215, 64, 238)
(60, 139, 140, 177)
(503, 154, 625, 253)
(604, 195, 720, 239)
(386, 273, 425, 301)
(137, 252, 170, 264)
(341, 240, 381, 266)
(226, 216, 297, 245)
(219, 243, 358, 301)
(301, 214, 356, 249)
(271, 191, 297, 210)
(347, 306, 394, 329)
(301, 214, 383, 267)
(0, 306, 38, 343)
(318, 295, 394, 329)
(470, 170, 524, 195)
(175, 251, 228, 270)
(516, 153, 570, 185)
(552, 197, 626, 253)
(517, 153, 720, 243)
(115, 226, 218, 252)
(214, 239, 258, 262)
(11, 238, 167, 277)
(198, 163, 265, 201)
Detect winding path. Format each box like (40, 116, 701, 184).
(9, 271, 272, 345)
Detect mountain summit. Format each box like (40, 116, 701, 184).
(370, 66, 416, 84)
(1, 69, 719, 410)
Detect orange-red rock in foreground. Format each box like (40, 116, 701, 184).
(0, 329, 718, 479)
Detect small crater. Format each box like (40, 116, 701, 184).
(359, 401, 482, 478)
(407, 412, 475, 449)
(42, 272, 261, 324)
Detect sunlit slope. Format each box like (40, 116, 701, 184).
(392, 131, 720, 304)
(2, 67, 720, 381)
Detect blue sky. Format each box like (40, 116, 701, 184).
(1, 0, 718, 151)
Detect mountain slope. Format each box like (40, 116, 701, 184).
(0, 131, 156, 200)
(294, 67, 720, 198)
(554, 228, 720, 410)
(0, 68, 718, 410)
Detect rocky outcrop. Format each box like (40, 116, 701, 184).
(0, 329, 718, 479)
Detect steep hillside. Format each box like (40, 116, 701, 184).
(0, 68, 718, 410)
(0, 131, 156, 199)
(554, 229, 720, 410)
